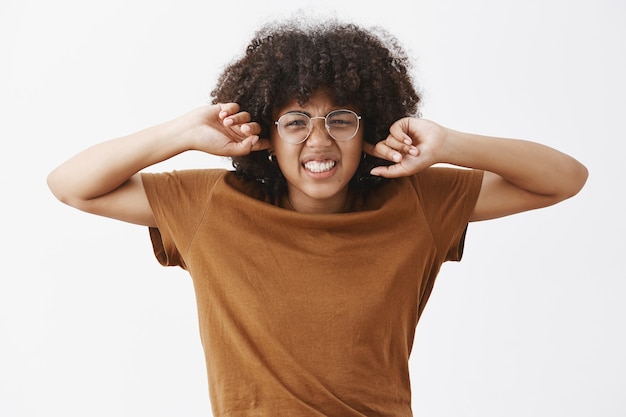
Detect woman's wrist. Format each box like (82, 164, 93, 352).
(152, 111, 204, 154)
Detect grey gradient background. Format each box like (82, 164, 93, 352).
(1, 0, 624, 416)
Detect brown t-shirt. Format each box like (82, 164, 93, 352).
(142, 168, 483, 417)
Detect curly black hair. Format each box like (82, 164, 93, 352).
(210, 18, 421, 198)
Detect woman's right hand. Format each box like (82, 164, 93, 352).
(179, 103, 270, 156)
(47, 103, 270, 227)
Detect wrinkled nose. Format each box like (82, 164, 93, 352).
(306, 119, 332, 147)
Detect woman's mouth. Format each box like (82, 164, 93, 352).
(303, 160, 336, 173)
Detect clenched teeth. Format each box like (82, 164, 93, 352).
(304, 160, 336, 173)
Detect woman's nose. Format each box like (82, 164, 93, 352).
(306, 121, 332, 147)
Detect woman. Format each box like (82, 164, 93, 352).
(47, 19, 587, 417)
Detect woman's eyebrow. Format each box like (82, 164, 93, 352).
(282, 110, 312, 117)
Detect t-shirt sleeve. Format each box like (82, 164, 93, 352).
(141, 169, 227, 269)
(411, 167, 483, 262)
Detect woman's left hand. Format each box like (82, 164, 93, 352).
(365, 116, 588, 222)
(363, 117, 449, 177)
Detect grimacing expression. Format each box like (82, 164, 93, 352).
(270, 89, 364, 213)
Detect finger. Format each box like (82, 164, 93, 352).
(389, 119, 413, 143)
(369, 163, 410, 178)
(218, 103, 241, 120)
(374, 141, 404, 163)
(384, 133, 408, 149)
(226, 135, 272, 155)
(383, 135, 418, 157)
(362, 141, 382, 158)
(223, 111, 252, 127)
(222, 136, 259, 156)
(250, 137, 271, 151)
(240, 122, 262, 136)
(363, 141, 401, 162)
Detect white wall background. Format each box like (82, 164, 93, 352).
(1, 0, 624, 416)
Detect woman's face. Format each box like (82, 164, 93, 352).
(271, 89, 364, 214)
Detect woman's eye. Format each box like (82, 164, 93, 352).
(285, 119, 307, 128)
(328, 118, 353, 127)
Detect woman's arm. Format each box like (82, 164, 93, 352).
(365, 118, 588, 221)
(47, 104, 267, 226)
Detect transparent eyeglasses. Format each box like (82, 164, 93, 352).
(274, 109, 362, 144)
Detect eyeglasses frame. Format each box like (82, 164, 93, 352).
(274, 109, 362, 144)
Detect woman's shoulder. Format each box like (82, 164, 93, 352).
(358, 167, 482, 208)
(142, 168, 232, 197)
(143, 168, 229, 180)
(411, 166, 483, 190)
